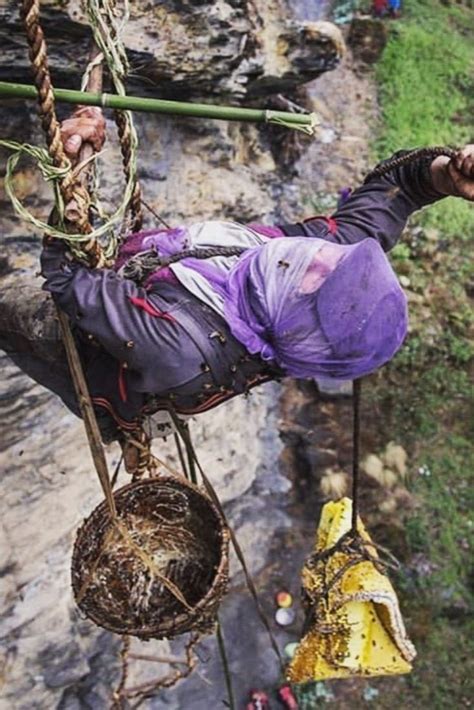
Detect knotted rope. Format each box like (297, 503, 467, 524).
(20, 0, 151, 481)
(21, 0, 76, 196)
(9, 0, 145, 265)
(122, 427, 159, 479)
(21, 0, 119, 522)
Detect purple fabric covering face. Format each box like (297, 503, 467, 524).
(223, 237, 408, 379)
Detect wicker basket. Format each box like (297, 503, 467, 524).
(71, 476, 230, 639)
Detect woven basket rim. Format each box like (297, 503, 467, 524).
(71, 474, 230, 637)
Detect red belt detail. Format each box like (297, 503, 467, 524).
(302, 214, 338, 235)
(91, 397, 139, 430)
(326, 216, 338, 234)
(129, 295, 176, 322)
(145, 374, 274, 416)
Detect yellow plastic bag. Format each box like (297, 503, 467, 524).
(287, 497, 416, 682)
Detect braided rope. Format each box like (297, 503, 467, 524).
(21, 0, 107, 267)
(15, 0, 143, 265)
(114, 108, 143, 231)
(22, 0, 91, 234)
(21, 0, 69, 175)
(365, 146, 457, 182)
(121, 245, 249, 283)
(122, 428, 159, 480)
(20, 4, 119, 521)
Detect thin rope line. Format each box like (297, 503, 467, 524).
(111, 452, 124, 488)
(56, 309, 117, 517)
(174, 432, 190, 479)
(351, 378, 361, 533)
(169, 409, 284, 672)
(217, 618, 235, 710)
(141, 198, 171, 229)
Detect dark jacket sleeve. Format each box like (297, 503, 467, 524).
(278, 151, 447, 251)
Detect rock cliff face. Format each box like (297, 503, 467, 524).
(0, 0, 343, 98)
(0, 1, 347, 707)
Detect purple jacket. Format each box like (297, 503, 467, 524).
(41, 152, 444, 440)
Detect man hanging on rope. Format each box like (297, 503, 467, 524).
(1, 106, 474, 445)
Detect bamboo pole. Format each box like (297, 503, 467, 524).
(0, 80, 317, 132)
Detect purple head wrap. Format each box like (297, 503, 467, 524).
(223, 237, 408, 379)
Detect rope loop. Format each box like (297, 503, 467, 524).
(0, 139, 120, 261)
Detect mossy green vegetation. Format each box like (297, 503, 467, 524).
(367, 237, 474, 705)
(368, 0, 474, 706)
(374, 0, 474, 238)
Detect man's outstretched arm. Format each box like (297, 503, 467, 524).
(279, 146, 474, 251)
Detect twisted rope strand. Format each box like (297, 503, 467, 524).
(21, 0, 107, 265)
(121, 245, 248, 283)
(21, 0, 69, 174)
(21, 4, 118, 517)
(84, 0, 143, 235)
(365, 146, 458, 182)
(114, 108, 143, 231)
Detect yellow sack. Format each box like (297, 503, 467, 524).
(287, 497, 416, 683)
